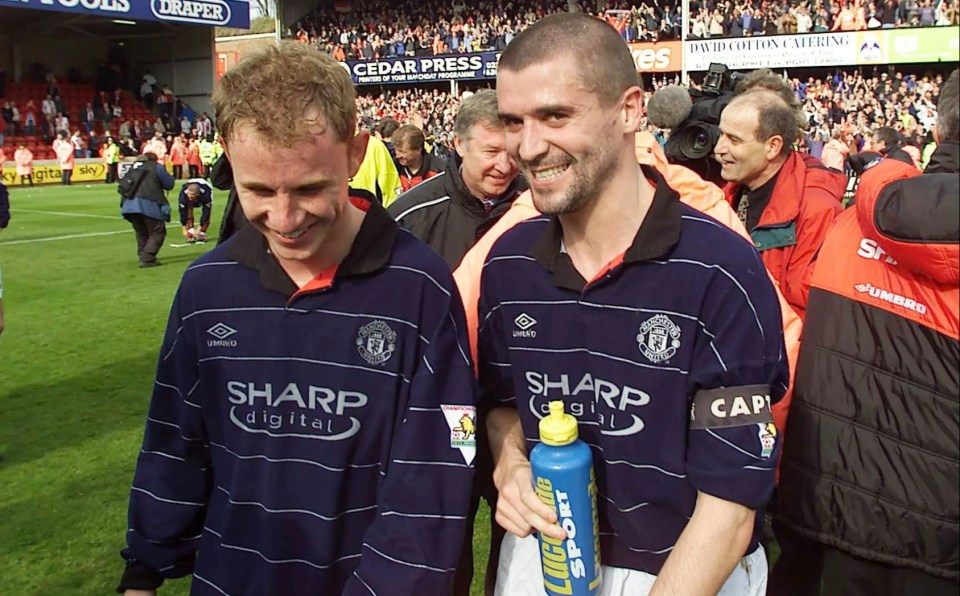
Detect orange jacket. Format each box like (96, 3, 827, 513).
(723, 151, 845, 319)
(169, 141, 186, 165)
(186, 142, 202, 167)
(814, 157, 959, 336)
(455, 132, 803, 441)
(777, 152, 959, 576)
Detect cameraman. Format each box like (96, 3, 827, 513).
(119, 152, 174, 268)
(715, 70, 845, 319)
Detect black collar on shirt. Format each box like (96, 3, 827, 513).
(739, 168, 780, 232)
(227, 189, 397, 296)
(529, 165, 683, 292)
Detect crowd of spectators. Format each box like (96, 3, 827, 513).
(793, 69, 944, 165)
(356, 87, 471, 158)
(292, 0, 681, 61)
(688, 0, 959, 38)
(0, 62, 207, 159)
(350, 67, 943, 172)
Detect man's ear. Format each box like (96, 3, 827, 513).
(933, 123, 940, 145)
(622, 86, 645, 133)
(766, 135, 784, 160)
(454, 134, 467, 158)
(348, 130, 370, 178)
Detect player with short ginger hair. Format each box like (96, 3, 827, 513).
(117, 42, 476, 596)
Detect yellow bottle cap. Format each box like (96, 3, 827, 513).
(538, 401, 579, 446)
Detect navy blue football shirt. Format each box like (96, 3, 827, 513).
(477, 167, 788, 574)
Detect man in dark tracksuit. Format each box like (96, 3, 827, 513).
(388, 91, 526, 271)
(388, 89, 525, 596)
(119, 153, 174, 267)
(776, 69, 959, 596)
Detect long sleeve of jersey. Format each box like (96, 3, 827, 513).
(121, 287, 211, 582)
(343, 289, 476, 595)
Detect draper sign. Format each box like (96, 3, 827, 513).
(344, 52, 501, 85)
(0, 0, 251, 28)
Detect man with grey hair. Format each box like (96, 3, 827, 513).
(388, 89, 526, 271)
(716, 86, 845, 319)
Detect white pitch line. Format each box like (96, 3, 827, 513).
(0, 224, 179, 246)
(10, 208, 118, 220)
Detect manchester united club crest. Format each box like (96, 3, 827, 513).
(636, 314, 681, 363)
(356, 320, 397, 366)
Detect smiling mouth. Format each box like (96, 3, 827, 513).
(530, 164, 569, 181)
(275, 224, 313, 240)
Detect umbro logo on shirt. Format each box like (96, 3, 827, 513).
(513, 313, 537, 338)
(207, 322, 238, 347)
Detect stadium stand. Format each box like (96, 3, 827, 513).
(688, 0, 958, 38)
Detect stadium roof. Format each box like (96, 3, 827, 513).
(0, 0, 250, 36)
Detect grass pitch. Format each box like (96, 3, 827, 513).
(0, 183, 492, 595)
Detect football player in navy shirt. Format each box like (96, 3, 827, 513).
(479, 14, 788, 595)
(118, 43, 476, 596)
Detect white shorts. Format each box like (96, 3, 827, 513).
(495, 533, 768, 596)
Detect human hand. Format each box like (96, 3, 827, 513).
(492, 451, 566, 541)
(124, 591, 157, 596)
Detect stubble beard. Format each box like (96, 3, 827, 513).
(533, 143, 619, 216)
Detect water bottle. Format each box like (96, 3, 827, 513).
(530, 401, 602, 596)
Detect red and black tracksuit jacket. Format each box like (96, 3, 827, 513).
(777, 142, 960, 582)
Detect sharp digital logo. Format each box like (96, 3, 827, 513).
(151, 0, 230, 25)
(206, 322, 238, 347)
(855, 283, 928, 314)
(226, 380, 367, 440)
(513, 313, 538, 338)
(857, 238, 898, 265)
(525, 371, 649, 436)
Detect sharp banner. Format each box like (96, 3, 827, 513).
(0, 0, 251, 28)
(343, 53, 501, 86)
